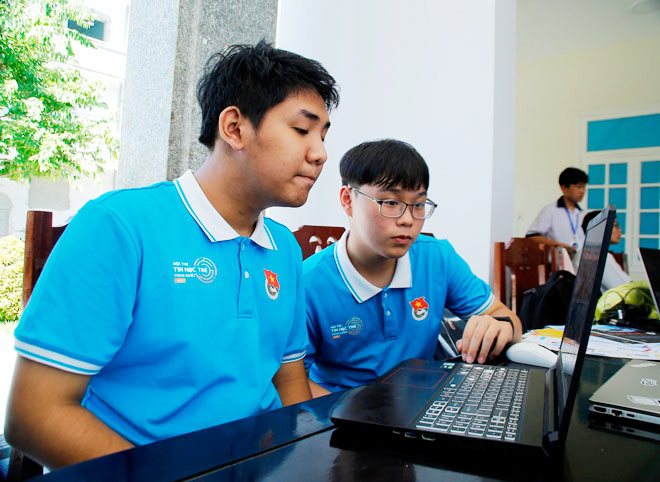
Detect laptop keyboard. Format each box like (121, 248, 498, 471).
(415, 365, 529, 441)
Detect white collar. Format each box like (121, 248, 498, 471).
(173, 170, 276, 249)
(333, 230, 412, 303)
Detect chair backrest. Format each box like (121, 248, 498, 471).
(493, 237, 549, 314)
(292, 226, 435, 261)
(22, 210, 67, 307)
(9, 211, 67, 481)
(293, 225, 345, 260)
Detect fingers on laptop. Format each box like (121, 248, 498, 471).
(459, 316, 513, 364)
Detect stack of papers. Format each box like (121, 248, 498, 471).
(522, 325, 660, 360)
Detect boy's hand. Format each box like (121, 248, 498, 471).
(456, 315, 514, 364)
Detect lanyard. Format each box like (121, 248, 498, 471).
(564, 207, 579, 248)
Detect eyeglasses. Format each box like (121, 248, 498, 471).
(351, 187, 437, 219)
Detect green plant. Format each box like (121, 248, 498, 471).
(0, 0, 119, 182)
(0, 235, 24, 322)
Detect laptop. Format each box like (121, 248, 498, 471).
(330, 206, 616, 456)
(589, 359, 660, 426)
(639, 247, 660, 316)
(587, 248, 660, 434)
(589, 411, 660, 443)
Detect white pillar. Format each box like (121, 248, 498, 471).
(271, 0, 516, 281)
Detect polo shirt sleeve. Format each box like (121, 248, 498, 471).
(526, 204, 551, 237)
(280, 240, 307, 364)
(304, 309, 319, 371)
(14, 201, 139, 375)
(443, 244, 494, 319)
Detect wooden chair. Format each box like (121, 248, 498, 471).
(293, 225, 345, 260)
(493, 238, 549, 314)
(21, 211, 67, 308)
(8, 211, 67, 481)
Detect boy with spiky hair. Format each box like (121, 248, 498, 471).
(304, 139, 520, 396)
(7, 41, 339, 468)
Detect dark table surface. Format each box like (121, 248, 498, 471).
(39, 356, 660, 481)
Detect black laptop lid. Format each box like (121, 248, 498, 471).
(555, 206, 615, 439)
(639, 247, 660, 312)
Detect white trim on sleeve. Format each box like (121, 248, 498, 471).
(15, 340, 102, 375)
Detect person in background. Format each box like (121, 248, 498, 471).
(575, 210, 630, 292)
(5, 41, 339, 469)
(303, 139, 521, 396)
(526, 167, 589, 254)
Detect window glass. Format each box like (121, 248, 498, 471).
(609, 163, 627, 185)
(587, 188, 605, 209)
(640, 213, 659, 235)
(609, 188, 627, 210)
(641, 161, 660, 184)
(68, 19, 105, 41)
(589, 164, 605, 185)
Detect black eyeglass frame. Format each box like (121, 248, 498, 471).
(350, 187, 437, 220)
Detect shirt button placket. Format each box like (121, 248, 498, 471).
(237, 238, 253, 317)
(382, 288, 396, 340)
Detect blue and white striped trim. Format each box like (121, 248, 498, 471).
(334, 231, 406, 303)
(472, 292, 496, 317)
(174, 177, 216, 242)
(282, 350, 306, 363)
(260, 222, 277, 250)
(175, 170, 275, 249)
(333, 243, 363, 303)
(15, 340, 102, 375)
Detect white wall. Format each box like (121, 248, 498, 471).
(515, 35, 660, 237)
(271, 0, 517, 281)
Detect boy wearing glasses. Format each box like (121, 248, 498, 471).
(304, 139, 521, 396)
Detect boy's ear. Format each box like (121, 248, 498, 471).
(340, 185, 353, 217)
(217, 106, 249, 151)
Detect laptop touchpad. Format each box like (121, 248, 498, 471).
(381, 367, 449, 390)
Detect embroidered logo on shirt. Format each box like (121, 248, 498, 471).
(172, 257, 217, 284)
(409, 296, 429, 321)
(330, 317, 363, 339)
(264, 269, 280, 300)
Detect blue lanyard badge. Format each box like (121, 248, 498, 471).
(564, 208, 579, 249)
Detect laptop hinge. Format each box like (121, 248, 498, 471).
(542, 366, 561, 456)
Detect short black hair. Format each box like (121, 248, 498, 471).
(581, 210, 600, 233)
(197, 40, 340, 149)
(559, 167, 588, 187)
(339, 139, 429, 191)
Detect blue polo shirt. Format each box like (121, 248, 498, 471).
(304, 232, 493, 391)
(15, 170, 307, 445)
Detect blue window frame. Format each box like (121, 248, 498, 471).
(586, 112, 660, 261)
(586, 162, 627, 253)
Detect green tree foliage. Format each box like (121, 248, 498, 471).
(0, 0, 118, 182)
(0, 235, 24, 322)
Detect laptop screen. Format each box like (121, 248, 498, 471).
(555, 206, 615, 436)
(639, 247, 660, 313)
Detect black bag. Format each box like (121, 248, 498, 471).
(518, 270, 576, 331)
